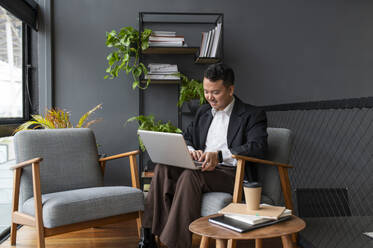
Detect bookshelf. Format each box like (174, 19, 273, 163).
(138, 12, 224, 190)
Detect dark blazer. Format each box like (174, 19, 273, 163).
(183, 96, 268, 181)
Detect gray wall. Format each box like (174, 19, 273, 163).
(51, 0, 373, 185)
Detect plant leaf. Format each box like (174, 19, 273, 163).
(76, 104, 102, 128)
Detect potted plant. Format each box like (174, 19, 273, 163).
(177, 73, 206, 114)
(104, 26, 152, 89)
(14, 104, 102, 132)
(125, 115, 181, 152)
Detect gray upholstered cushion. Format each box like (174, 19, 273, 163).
(14, 129, 103, 208)
(22, 186, 144, 228)
(201, 192, 232, 217)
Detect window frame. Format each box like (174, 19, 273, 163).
(0, 20, 31, 125)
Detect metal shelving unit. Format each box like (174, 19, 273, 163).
(138, 12, 224, 188)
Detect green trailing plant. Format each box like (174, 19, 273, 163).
(14, 104, 103, 133)
(104, 26, 152, 90)
(177, 73, 206, 107)
(125, 115, 182, 151)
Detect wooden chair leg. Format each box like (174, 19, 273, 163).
(36, 226, 45, 248)
(227, 239, 236, 248)
(11, 169, 21, 245)
(10, 223, 17, 245)
(200, 236, 209, 248)
(32, 163, 45, 248)
(136, 211, 143, 239)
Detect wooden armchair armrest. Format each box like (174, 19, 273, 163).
(231, 154, 294, 211)
(98, 150, 140, 162)
(10, 157, 43, 170)
(232, 154, 293, 168)
(98, 150, 140, 189)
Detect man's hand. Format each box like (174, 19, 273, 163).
(190, 150, 203, 161)
(199, 152, 219, 171)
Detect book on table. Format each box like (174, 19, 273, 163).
(219, 203, 287, 220)
(208, 213, 291, 233)
(209, 203, 292, 233)
(224, 207, 292, 225)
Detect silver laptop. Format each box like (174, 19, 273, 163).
(137, 130, 203, 170)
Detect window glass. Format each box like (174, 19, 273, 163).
(0, 136, 14, 233)
(0, 6, 23, 118)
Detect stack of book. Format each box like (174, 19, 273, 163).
(219, 203, 292, 225)
(209, 203, 292, 232)
(199, 22, 222, 58)
(145, 63, 180, 80)
(148, 31, 185, 47)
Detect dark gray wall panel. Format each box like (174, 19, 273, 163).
(52, 0, 373, 185)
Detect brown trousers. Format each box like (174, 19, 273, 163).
(143, 164, 236, 248)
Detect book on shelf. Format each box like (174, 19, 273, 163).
(199, 32, 208, 57)
(210, 23, 222, 57)
(148, 41, 184, 47)
(148, 63, 178, 72)
(203, 30, 212, 57)
(148, 63, 177, 71)
(145, 74, 180, 80)
(145, 63, 179, 80)
(198, 22, 222, 58)
(149, 35, 185, 42)
(219, 203, 287, 220)
(152, 31, 176, 36)
(207, 28, 215, 57)
(147, 71, 178, 75)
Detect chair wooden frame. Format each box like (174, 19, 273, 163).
(9, 150, 142, 248)
(199, 154, 294, 248)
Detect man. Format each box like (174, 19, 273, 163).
(139, 63, 268, 248)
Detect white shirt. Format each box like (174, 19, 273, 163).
(188, 98, 237, 166)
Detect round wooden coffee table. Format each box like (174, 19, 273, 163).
(189, 214, 305, 248)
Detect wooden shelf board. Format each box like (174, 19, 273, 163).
(142, 47, 199, 54)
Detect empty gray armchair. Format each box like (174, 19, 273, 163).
(10, 128, 144, 248)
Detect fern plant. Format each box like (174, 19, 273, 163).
(177, 73, 206, 107)
(14, 104, 102, 133)
(125, 115, 182, 151)
(104, 26, 152, 90)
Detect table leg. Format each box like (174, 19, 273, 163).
(200, 236, 209, 248)
(281, 235, 294, 248)
(255, 238, 263, 248)
(216, 239, 226, 248)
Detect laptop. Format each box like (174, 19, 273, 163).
(137, 130, 203, 170)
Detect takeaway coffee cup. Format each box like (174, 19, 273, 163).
(243, 181, 262, 210)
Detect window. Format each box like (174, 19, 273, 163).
(0, 136, 14, 234)
(0, 6, 30, 123)
(0, 0, 38, 238)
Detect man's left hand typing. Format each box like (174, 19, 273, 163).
(199, 152, 219, 171)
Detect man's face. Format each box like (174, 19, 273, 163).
(203, 77, 234, 111)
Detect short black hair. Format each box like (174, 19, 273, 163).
(203, 63, 235, 87)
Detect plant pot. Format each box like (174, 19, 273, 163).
(187, 99, 201, 114)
